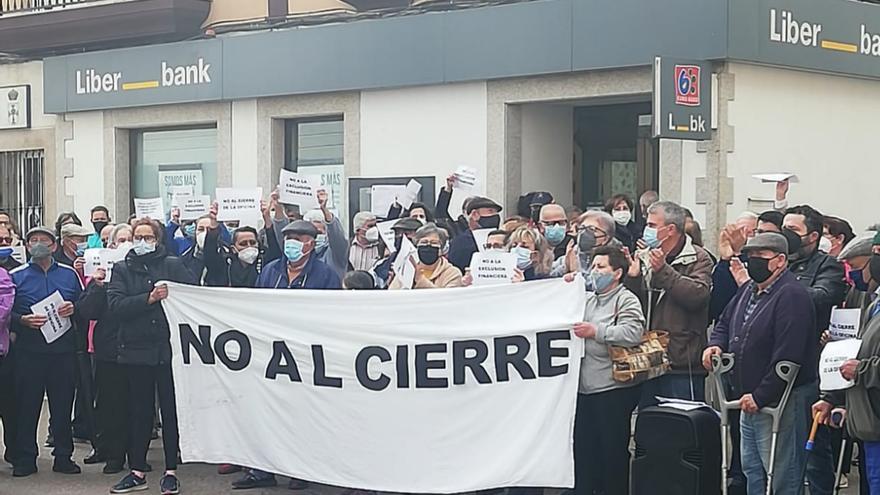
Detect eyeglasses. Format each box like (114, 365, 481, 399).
(578, 226, 607, 238)
(133, 235, 157, 242)
(0, 237, 13, 244)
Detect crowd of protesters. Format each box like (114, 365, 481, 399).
(0, 171, 877, 495)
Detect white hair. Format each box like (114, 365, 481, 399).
(736, 211, 759, 221)
(303, 210, 324, 223)
(353, 211, 377, 231)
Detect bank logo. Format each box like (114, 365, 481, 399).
(674, 65, 700, 106)
(76, 58, 212, 95)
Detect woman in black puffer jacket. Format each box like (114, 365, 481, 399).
(107, 218, 194, 495)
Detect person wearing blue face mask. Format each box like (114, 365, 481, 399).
(281, 188, 349, 279)
(538, 204, 571, 261)
(567, 245, 646, 495)
(507, 227, 552, 281)
(56, 223, 92, 277)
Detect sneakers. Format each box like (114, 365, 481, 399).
(52, 459, 82, 474)
(111, 472, 148, 493)
(232, 472, 278, 490)
(12, 464, 37, 477)
(160, 474, 181, 495)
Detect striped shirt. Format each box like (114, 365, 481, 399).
(349, 241, 381, 272)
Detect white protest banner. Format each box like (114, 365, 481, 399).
(399, 179, 422, 210)
(31, 291, 71, 345)
(391, 236, 417, 289)
(469, 252, 517, 286)
(162, 278, 586, 493)
(134, 197, 165, 220)
(752, 173, 799, 183)
(178, 195, 211, 221)
(473, 228, 494, 253)
(820, 339, 863, 391)
(216, 188, 263, 226)
(376, 219, 399, 254)
(454, 166, 478, 190)
(299, 164, 343, 214)
(279, 170, 319, 209)
(829, 307, 861, 341)
(370, 185, 407, 217)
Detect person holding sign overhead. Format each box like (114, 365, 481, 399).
(389, 223, 462, 290)
(447, 197, 503, 272)
(107, 219, 195, 495)
(9, 226, 83, 477)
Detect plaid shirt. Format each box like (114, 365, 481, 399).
(743, 276, 783, 325)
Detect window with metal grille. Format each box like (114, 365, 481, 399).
(0, 149, 44, 236)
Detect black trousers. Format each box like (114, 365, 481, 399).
(574, 385, 641, 495)
(94, 359, 128, 463)
(13, 350, 76, 467)
(127, 363, 179, 472)
(0, 350, 17, 463)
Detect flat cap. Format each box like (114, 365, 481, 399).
(392, 217, 423, 232)
(60, 223, 92, 238)
(742, 232, 788, 255)
(838, 232, 877, 261)
(25, 226, 56, 242)
(465, 197, 503, 214)
(281, 220, 319, 238)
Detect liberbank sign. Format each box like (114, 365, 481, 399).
(45, 39, 222, 113)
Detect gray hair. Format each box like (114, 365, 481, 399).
(579, 210, 616, 238)
(647, 200, 686, 234)
(110, 223, 133, 246)
(414, 223, 450, 250)
(303, 209, 324, 223)
(639, 190, 659, 208)
(353, 211, 377, 231)
(736, 211, 759, 222)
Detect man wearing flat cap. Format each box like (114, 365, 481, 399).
(703, 232, 818, 495)
(447, 196, 503, 272)
(241, 220, 339, 490)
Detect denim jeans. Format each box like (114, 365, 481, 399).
(865, 441, 880, 495)
(739, 382, 814, 495)
(639, 373, 706, 409)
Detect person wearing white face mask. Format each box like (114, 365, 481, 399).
(566, 245, 646, 495)
(107, 219, 195, 495)
(604, 194, 640, 252)
(349, 211, 381, 272)
(203, 224, 263, 289)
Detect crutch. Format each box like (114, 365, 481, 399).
(710, 353, 739, 495)
(761, 361, 801, 495)
(830, 408, 848, 495)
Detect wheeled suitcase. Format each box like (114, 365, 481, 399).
(631, 405, 722, 495)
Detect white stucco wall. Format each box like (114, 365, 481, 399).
(520, 104, 573, 207)
(64, 111, 105, 220)
(360, 81, 488, 217)
(726, 62, 880, 231)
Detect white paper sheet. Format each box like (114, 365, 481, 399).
(752, 173, 799, 183)
(134, 197, 165, 220)
(469, 252, 517, 286)
(454, 166, 478, 190)
(820, 339, 863, 391)
(391, 236, 418, 289)
(30, 291, 71, 345)
(472, 228, 494, 253)
(216, 188, 263, 227)
(829, 307, 861, 341)
(178, 195, 211, 221)
(399, 179, 422, 210)
(279, 170, 318, 209)
(376, 220, 399, 254)
(370, 185, 407, 217)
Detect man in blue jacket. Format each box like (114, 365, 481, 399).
(234, 220, 340, 490)
(10, 227, 84, 477)
(703, 232, 818, 495)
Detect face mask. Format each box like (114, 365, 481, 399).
(747, 256, 775, 284)
(315, 234, 328, 250)
(870, 255, 880, 285)
(0, 247, 11, 261)
(116, 241, 133, 253)
(183, 223, 196, 238)
(238, 247, 259, 265)
(92, 221, 109, 235)
(513, 246, 533, 270)
(818, 236, 833, 254)
(477, 214, 501, 230)
(365, 226, 380, 244)
(75, 242, 88, 257)
(196, 231, 207, 250)
(543, 224, 566, 246)
(133, 239, 156, 256)
(578, 229, 597, 253)
(589, 270, 616, 293)
(850, 267, 869, 292)
(782, 228, 802, 256)
(284, 239, 305, 263)
(417, 245, 440, 265)
(642, 226, 663, 249)
(612, 210, 632, 226)
(28, 242, 51, 260)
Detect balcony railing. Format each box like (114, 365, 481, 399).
(0, 0, 121, 15)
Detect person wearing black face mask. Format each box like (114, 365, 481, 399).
(390, 223, 462, 289)
(88, 206, 111, 249)
(447, 197, 503, 272)
(778, 205, 847, 495)
(704, 232, 818, 495)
